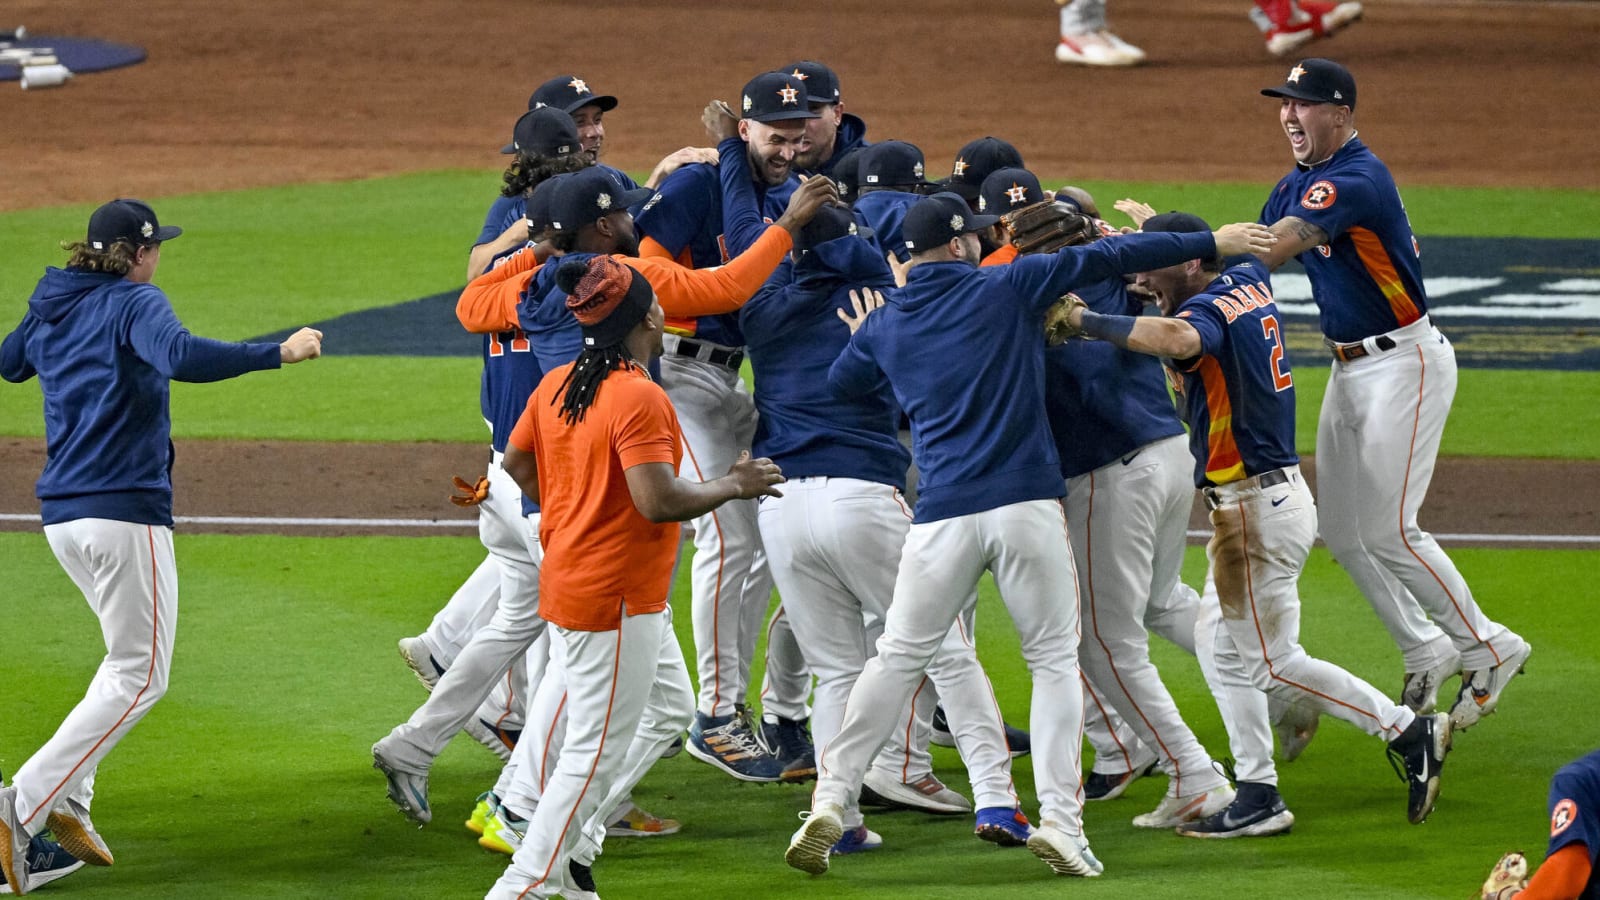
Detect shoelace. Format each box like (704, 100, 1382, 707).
(1385, 744, 1409, 784)
(707, 722, 770, 760)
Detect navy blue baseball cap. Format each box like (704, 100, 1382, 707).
(87, 199, 181, 249)
(796, 203, 872, 251)
(525, 174, 567, 234)
(740, 72, 820, 124)
(944, 137, 1025, 202)
(858, 140, 936, 189)
(529, 74, 619, 114)
(507, 107, 582, 157)
(1141, 211, 1212, 234)
(1261, 58, 1356, 110)
(548, 168, 652, 234)
(780, 60, 841, 105)
(831, 147, 864, 203)
(902, 192, 1000, 253)
(978, 168, 1046, 215)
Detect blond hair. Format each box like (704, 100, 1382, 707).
(61, 240, 138, 275)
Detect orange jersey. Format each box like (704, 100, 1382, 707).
(981, 243, 1019, 267)
(508, 363, 681, 631)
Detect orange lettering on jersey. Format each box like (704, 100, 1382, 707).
(1301, 180, 1337, 211)
(1211, 296, 1240, 323)
(1241, 283, 1274, 308)
(1552, 799, 1577, 837)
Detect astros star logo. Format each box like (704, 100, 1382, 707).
(569, 77, 590, 94)
(1287, 64, 1307, 84)
(778, 85, 800, 105)
(790, 68, 808, 81)
(952, 158, 969, 177)
(1006, 183, 1028, 206)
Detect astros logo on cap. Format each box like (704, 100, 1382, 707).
(778, 85, 799, 105)
(569, 77, 589, 94)
(1006, 184, 1028, 206)
(1288, 64, 1307, 83)
(952, 158, 969, 177)
(141, 221, 154, 238)
(789, 68, 808, 81)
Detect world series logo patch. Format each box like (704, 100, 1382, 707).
(1552, 799, 1577, 836)
(1301, 180, 1337, 210)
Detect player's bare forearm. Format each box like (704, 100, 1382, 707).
(503, 444, 541, 506)
(1259, 216, 1328, 270)
(466, 218, 533, 281)
(1128, 317, 1202, 359)
(625, 461, 738, 523)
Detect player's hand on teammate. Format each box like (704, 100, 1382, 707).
(775, 175, 840, 235)
(1114, 198, 1157, 228)
(1212, 223, 1278, 258)
(279, 327, 324, 363)
(837, 287, 884, 334)
(885, 252, 911, 288)
(703, 100, 740, 143)
(725, 450, 785, 500)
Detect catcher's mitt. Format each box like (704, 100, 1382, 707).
(1043, 292, 1090, 346)
(1481, 852, 1528, 900)
(449, 475, 490, 507)
(1005, 200, 1099, 256)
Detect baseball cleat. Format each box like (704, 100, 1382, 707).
(686, 711, 785, 783)
(0, 835, 85, 896)
(1132, 784, 1235, 829)
(566, 861, 600, 900)
(605, 803, 681, 838)
(1084, 760, 1157, 802)
(1449, 640, 1532, 731)
(0, 787, 29, 896)
(1387, 712, 1453, 824)
(1263, 0, 1363, 56)
(1401, 651, 1462, 714)
(372, 744, 432, 826)
(464, 717, 516, 763)
(785, 804, 845, 875)
(1005, 722, 1032, 758)
(1026, 822, 1103, 877)
(478, 809, 526, 855)
(396, 636, 444, 692)
(974, 806, 1034, 846)
(830, 825, 883, 855)
(465, 791, 497, 836)
(1177, 783, 1295, 839)
(1055, 31, 1139, 66)
(930, 705, 956, 748)
(861, 770, 971, 815)
(760, 716, 817, 783)
(42, 797, 113, 866)
(1270, 698, 1321, 762)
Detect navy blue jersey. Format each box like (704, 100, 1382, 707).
(1548, 749, 1600, 899)
(1043, 276, 1185, 477)
(852, 191, 919, 264)
(1170, 259, 1299, 487)
(829, 229, 1218, 522)
(519, 251, 596, 377)
(1259, 137, 1427, 343)
(741, 234, 907, 488)
(633, 160, 797, 348)
(476, 194, 526, 249)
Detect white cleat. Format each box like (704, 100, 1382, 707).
(784, 803, 844, 875)
(1026, 822, 1103, 877)
(1401, 652, 1462, 714)
(861, 770, 971, 815)
(1132, 784, 1235, 829)
(1055, 31, 1140, 66)
(1450, 639, 1532, 731)
(43, 797, 113, 867)
(397, 636, 441, 692)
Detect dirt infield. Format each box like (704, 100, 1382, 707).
(5, 0, 1598, 537)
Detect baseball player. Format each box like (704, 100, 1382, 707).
(485, 255, 786, 900)
(1255, 59, 1531, 726)
(850, 140, 938, 264)
(782, 60, 868, 176)
(1481, 749, 1600, 899)
(0, 200, 323, 895)
(980, 167, 1238, 829)
(784, 193, 1277, 878)
(1055, 210, 1453, 833)
(633, 71, 818, 782)
(1056, 0, 1146, 66)
(940, 136, 1025, 213)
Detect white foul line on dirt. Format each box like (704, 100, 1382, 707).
(1, 513, 1597, 544)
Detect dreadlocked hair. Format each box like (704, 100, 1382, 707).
(551, 259, 638, 425)
(501, 152, 591, 198)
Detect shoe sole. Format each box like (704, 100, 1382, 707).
(43, 812, 114, 866)
(478, 833, 517, 855)
(1178, 809, 1296, 839)
(861, 780, 971, 815)
(0, 788, 28, 896)
(975, 824, 1031, 847)
(396, 639, 439, 692)
(606, 824, 682, 838)
(1025, 833, 1101, 877)
(0, 857, 86, 894)
(1449, 644, 1531, 731)
(1410, 714, 1454, 824)
(785, 817, 843, 875)
(780, 764, 818, 784)
(683, 741, 782, 783)
(1323, 3, 1364, 34)
(371, 752, 431, 826)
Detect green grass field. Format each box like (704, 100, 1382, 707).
(2, 170, 1597, 898)
(1, 534, 1590, 899)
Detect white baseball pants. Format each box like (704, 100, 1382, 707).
(1317, 319, 1518, 672)
(815, 499, 1085, 832)
(10, 519, 177, 832)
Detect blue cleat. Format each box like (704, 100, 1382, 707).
(974, 806, 1034, 846)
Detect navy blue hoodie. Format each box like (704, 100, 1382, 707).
(828, 230, 1217, 523)
(741, 235, 906, 488)
(1, 267, 281, 526)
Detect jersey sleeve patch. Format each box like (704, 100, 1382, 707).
(1552, 798, 1578, 837)
(1301, 180, 1338, 211)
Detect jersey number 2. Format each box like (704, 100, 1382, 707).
(1261, 315, 1293, 392)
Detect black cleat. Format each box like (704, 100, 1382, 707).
(1387, 712, 1452, 824)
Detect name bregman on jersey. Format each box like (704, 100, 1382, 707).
(1210, 282, 1276, 324)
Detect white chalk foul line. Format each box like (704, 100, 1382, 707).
(1, 513, 1595, 543)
